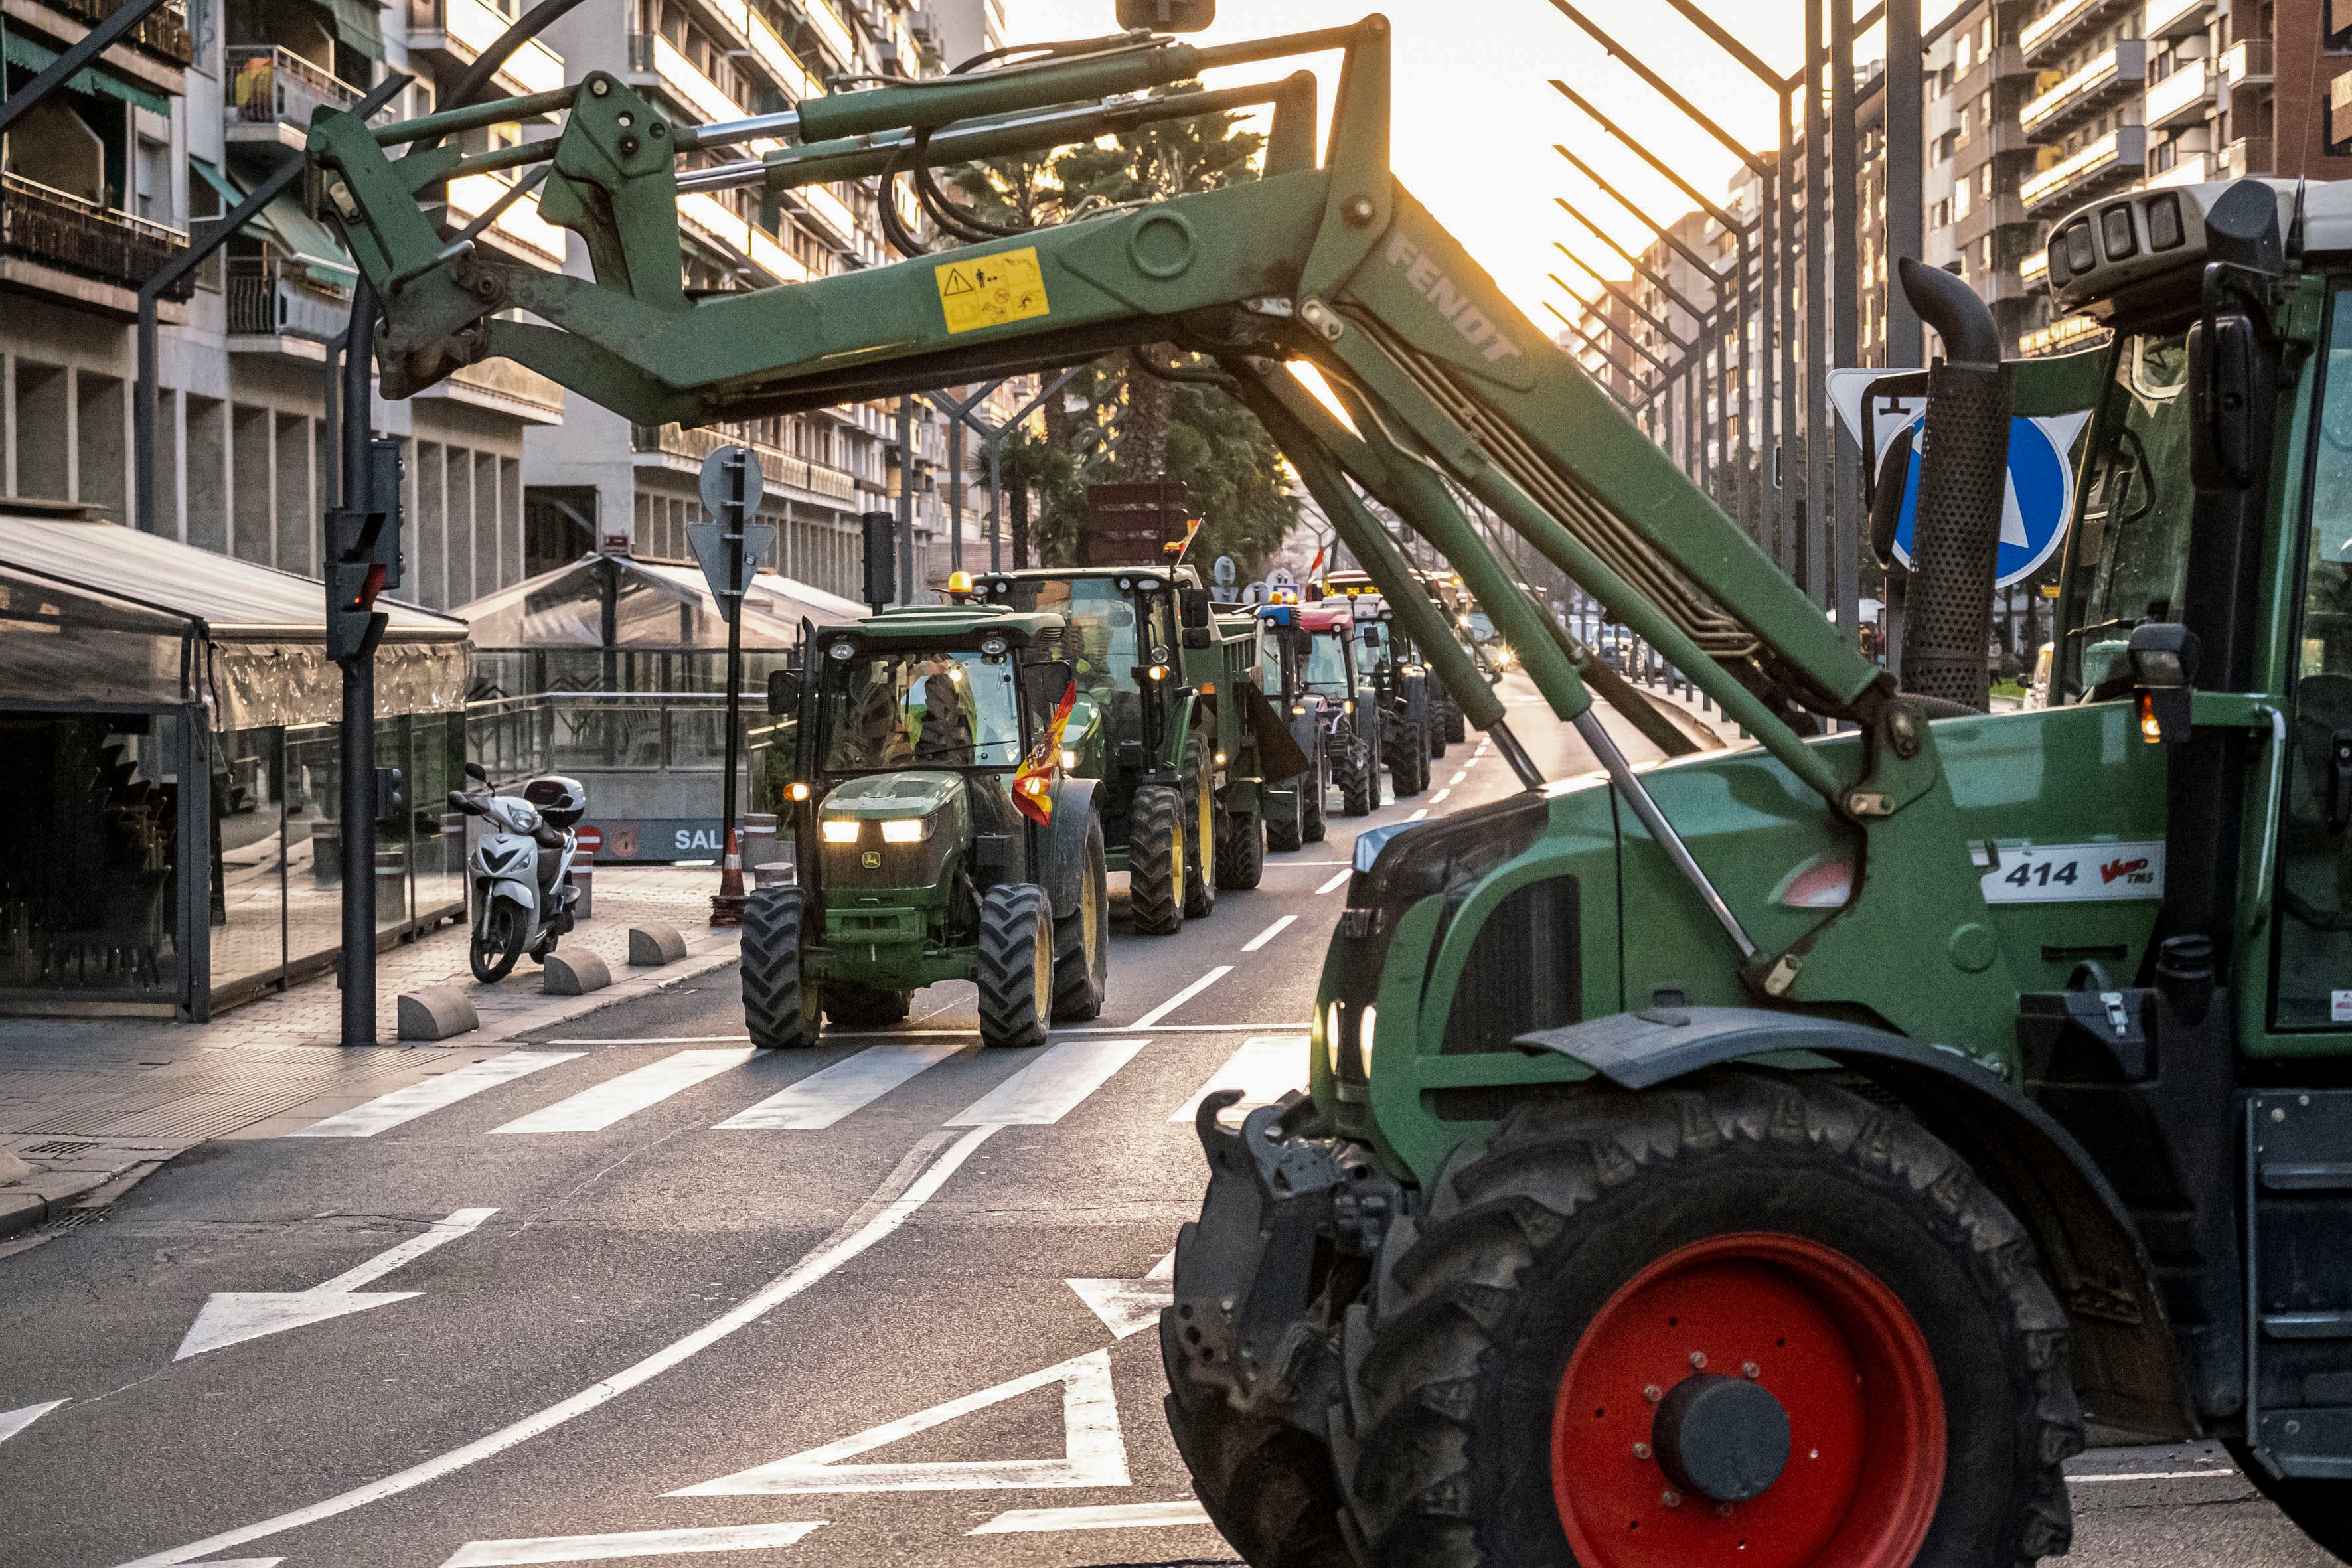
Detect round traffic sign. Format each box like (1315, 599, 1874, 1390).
(574, 824, 604, 856)
(1887, 414, 2082, 588)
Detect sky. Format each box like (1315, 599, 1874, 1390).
(1000, 0, 1964, 334)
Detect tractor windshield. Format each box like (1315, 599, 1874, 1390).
(2060, 331, 2195, 700)
(819, 651, 1024, 771)
(1008, 578, 1140, 698)
(1306, 629, 1352, 696)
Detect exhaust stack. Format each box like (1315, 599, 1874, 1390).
(1895, 258, 2009, 712)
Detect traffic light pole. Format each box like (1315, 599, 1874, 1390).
(335, 279, 383, 1046)
(716, 447, 750, 924)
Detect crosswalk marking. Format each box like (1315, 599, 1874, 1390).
(441, 1520, 825, 1564)
(969, 1502, 1213, 1535)
(493, 1048, 758, 1134)
(1170, 1036, 1307, 1123)
(949, 1038, 1148, 1126)
(716, 1042, 967, 1131)
(288, 1052, 582, 1138)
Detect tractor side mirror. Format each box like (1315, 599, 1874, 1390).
(2189, 313, 2259, 491)
(768, 668, 802, 716)
(1115, 0, 1214, 30)
(1024, 660, 1075, 728)
(1180, 584, 1212, 648)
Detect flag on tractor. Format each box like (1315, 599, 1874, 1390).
(1013, 681, 1077, 825)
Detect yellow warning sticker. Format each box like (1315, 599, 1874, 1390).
(935, 247, 1050, 335)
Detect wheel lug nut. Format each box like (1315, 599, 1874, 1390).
(1743, 1361, 1761, 1379)
(1661, 1489, 1682, 1508)
(1643, 1384, 1664, 1403)
(1714, 1502, 1735, 1518)
(1688, 1350, 1707, 1369)
(1631, 1441, 1652, 1460)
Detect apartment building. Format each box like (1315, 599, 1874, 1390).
(0, 0, 1004, 617)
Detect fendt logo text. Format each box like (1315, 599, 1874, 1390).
(1384, 234, 1525, 366)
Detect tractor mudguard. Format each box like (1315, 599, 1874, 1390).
(1169, 1090, 1399, 1437)
(1241, 684, 1312, 782)
(1516, 1006, 2201, 1439)
(1041, 775, 1102, 922)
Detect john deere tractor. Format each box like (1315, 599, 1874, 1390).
(972, 564, 1275, 934)
(740, 605, 1106, 1050)
(312, 5, 2352, 1557)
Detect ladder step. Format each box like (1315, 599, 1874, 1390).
(2255, 1408, 2352, 1478)
(2261, 1312, 2352, 1340)
(2260, 1160, 2352, 1190)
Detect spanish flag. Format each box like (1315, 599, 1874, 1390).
(1013, 681, 1077, 825)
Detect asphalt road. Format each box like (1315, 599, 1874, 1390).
(0, 680, 2337, 1568)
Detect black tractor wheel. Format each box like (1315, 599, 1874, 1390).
(470, 896, 528, 983)
(1336, 1069, 2081, 1568)
(1301, 755, 1328, 844)
(1218, 804, 1267, 889)
(976, 882, 1052, 1049)
(1162, 1314, 1356, 1568)
(1184, 736, 1217, 920)
(1052, 813, 1109, 1023)
(824, 982, 909, 1030)
(740, 886, 819, 1050)
(2225, 1445, 2352, 1563)
(1267, 791, 1303, 853)
(1336, 722, 1377, 818)
(1128, 783, 1186, 935)
(1441, 689, 1466, 745)
(1388, 718, 1427, 797)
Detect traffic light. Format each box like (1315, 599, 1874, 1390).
(325, 439, 406, 663)
(861, 509, 896, 613)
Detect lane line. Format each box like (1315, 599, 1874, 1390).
(2067, 1469, 2243, 1484)
(715, 1043, 966, 1131)
(1430, 789, 1450, 803)
(534, 1034, 752, 1046)
(287, 1052, 582, 1138)
(1407, 809, 1429, 822)
(1449, 771, 1468, 785)
(969, 1502, 1214, 1535)
(114, 1125, 998, 1567)
(1240, 915, 1296, 953)
(1170, 1036, 1308, 1123)
(1314, 870, 1350, 895)
(544, 1022, 1314, 1046)
(442, 1520, 826, 1564)
(493, 1049, 757, 1134)
(949, 1038, 1150, 1127)
(1130, 966, 1233, 1030)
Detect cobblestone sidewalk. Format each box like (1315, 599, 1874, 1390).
(0, 865, 743, 1243)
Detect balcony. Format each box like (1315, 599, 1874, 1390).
(2021, 41, 2147, 138)
(2146, 0, 2209, 39)
(225, 46, 364, 161)
(2145, 55, 2213, 129)
(1957, 191, 2031, 245)
(419, 356, 565, 424)
(0, 173, 188, 319)
(2020, 0, 2135, 64)
(782, 182, 860, 254)
(631, 423, 856, 503)
(633, 32, 749, 129)
(2223, 136, 2276, 179)
(792, 0, 857, 70)
(408, 0, 565, 101)
(2223, 37, 2274, 90)
(2146, 148, 2214, 187)
(2021, 125, 2147, 211)
(677, 191, 809, 283)
(686, 0, 817, 100)
(224, 258, 349, 354)
(2020, 246, 2051, 290)
(447, 171, 567, 266)
(5, 0, 190, 93)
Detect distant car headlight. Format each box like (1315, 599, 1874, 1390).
(821, 819, 862, 844)
(880, 817, 929, 844)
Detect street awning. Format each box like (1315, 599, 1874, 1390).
(455, 554, 866, 652)
(0, 516, 469, 728)
(1, 33, 171, 116)
(190, 157, 359, 289)
(322, 0, 384, 60)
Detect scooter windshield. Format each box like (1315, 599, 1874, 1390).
(820, 651, 1024, 771)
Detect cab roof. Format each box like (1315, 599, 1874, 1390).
(809, 604, 1064, 645)
(973, 566, 1201, 589)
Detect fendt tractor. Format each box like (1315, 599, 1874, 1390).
(743, 605, 1107, 1050)
(1322, 570, 1433, 797)
(971, 563, 1278, 932)
(307, 6, 2352, 1563)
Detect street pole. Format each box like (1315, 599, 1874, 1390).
(336, 279, 379, 1048)
(1804, 0, 1829, 611)
(896, 395, 916, 602)
(717, 446, 749, 919)
(1830, 0, 1862, 645)
(989, 440, 1003, 570)
(948, 414, 964, 573)
(1885, 0, 1925, 366)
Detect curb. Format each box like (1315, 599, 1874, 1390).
(0, 1168, 125, 1245)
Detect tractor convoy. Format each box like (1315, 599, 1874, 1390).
(313, 10, 2352, 1565)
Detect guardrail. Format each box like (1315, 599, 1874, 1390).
(50, 0, 192, 64)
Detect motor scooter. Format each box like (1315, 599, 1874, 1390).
(448, 763, 587, 981)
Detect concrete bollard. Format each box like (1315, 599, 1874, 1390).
(628, 923, 688, 967)
(542, 949, 612, 996)
(398, 986, 481, 1042)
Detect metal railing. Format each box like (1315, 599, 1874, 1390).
(226, 45, 360, 127)
(1, 173, 189, 297)
(467, 692, 769, 779)
(50, 0, 193, 64)
(629, 422, 858, 501)
(223, 257, 349, 335)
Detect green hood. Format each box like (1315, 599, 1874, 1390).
(821, 771, 966, 818)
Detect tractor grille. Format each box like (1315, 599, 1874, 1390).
(1441, 875, 1581, 1056)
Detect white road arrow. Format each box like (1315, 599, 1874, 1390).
(0, 1399, 66, 1444)
(174, 1208, 497, 1361)
(1066, 1250, 1175, 1340)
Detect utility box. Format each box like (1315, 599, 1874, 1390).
(1082, 480, 1192, 566)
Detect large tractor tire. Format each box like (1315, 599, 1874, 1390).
(1052, 813, 1109, 1023)
(1129, 783, 1186, 935)
(1266, 790, 1304, 854)
(1184, 736, 1217, 921)
(1218, 803, 1267, 889)
(1440, 688, 1466, 745)
(824, 982, 909, 1029)
(1387, 716, 1428, 798)
(976, 882, 1053, 1049)
(740, 886, 818, 1050)
(1301, 755, 1328, 844)
(1336, 721, 1378, 818)
(1162, 1314, 1356, 1568)
(2226, 1446, 2352, 1563)
(1336, 1069, 2081, 1568)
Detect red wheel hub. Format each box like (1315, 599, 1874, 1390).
(1549, 1233, 1944, 1568)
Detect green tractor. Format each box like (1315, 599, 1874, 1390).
(1255, 597, 1382, 845)
(739, 605, 1107, 1050)
(971, 564, 1275, 934)
(311, 11, 2352, 1559)
(1323, 571, 1432, 797)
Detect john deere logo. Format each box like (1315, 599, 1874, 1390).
(862, 850, 882, 869)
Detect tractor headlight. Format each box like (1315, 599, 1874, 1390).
(821, 819, 862, 844)
(880, 816, 929, 844)
(1325, 1000, 1343, 1074)
(1061, 749, 1079, 770)
(1358, 1004, 1376, 1074)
